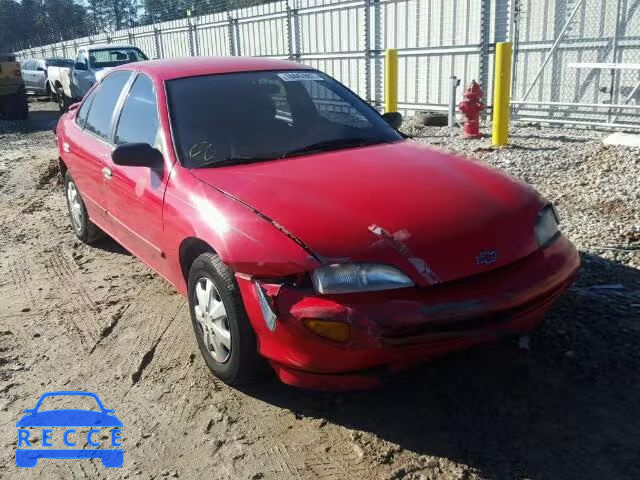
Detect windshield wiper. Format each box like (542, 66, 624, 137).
(281, 136, 393, 158)
(191, 136, 396, 168)
(194, 155, 277, 169)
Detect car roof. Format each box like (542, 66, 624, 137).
(112, 56, 314, 81)
(81, 43, 137, 51)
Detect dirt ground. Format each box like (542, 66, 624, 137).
(1, 101, 639, 480)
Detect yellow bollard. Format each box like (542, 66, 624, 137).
(492, 42, 513, 146)
(385, 49, 398, 113)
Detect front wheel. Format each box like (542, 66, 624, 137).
(188, 252, 269, 386)
(64, 171, 102, 244)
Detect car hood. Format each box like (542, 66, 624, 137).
(191, 140, 545, 286)
(16, 410, 123, 427)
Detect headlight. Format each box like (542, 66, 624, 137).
(535, 204, 560, 247)
(311, 263, 414, 294)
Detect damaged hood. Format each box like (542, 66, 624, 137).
(190, 140, 546, 286)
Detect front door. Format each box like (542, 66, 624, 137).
(72, 52, 94, 99)
(103, 73, 171, 277)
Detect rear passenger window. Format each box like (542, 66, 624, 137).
(76, 90, 97, 128)
(114, 74, 158, 146)
(84, 71, 131, 140)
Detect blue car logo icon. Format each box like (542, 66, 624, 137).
(15, 391, 123, 468)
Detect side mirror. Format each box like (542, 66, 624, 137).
(37, 67, 46, 72)
(112, 143, 163, 168)
(74, 62, 87, 71)
(382, 112, 403, 129)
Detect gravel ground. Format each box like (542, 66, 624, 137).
(0, 101, 639, 480)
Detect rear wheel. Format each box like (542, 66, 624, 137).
(64, 171, 102, 244)
(57, 88, 69, 112)
(188, 252, 269, 386)
(3, 86, 28, 120)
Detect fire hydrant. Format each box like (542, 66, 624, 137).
(458, 80, 485, 139)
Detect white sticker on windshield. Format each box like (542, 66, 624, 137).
(278, 72, 323, 82)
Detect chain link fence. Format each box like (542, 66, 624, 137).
(14, 0, 493, 117)
(12, 0, 640, 129)
(512, 0, 640, 129)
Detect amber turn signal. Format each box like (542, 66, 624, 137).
(304, 319, 350, 342)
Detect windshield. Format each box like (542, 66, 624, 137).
(167, 70, 402, 168)
(46, 58, 74, 67)
(88, 48, 147, 68)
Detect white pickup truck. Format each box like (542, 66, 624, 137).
(47, 43, 148, 111)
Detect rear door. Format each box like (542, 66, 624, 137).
(103, 73, 170, 274)
(65, 70, 132, 229)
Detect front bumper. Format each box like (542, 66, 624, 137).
(237, 235, 580, 390)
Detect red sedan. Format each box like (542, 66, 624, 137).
(56, 57, 580, 390)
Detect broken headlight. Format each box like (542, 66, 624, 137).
(311, 263, 414, 294)
(535, 204, 560, 247)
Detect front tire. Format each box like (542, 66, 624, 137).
(64, 171, 102, 244)
(188, 252, 268, 386)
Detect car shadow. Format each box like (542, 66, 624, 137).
(0, 106, 61, 133)
(242, 252, 640, 480)
(91, 235, 131, 256)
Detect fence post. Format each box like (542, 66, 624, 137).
(286, 2, 301, 61)
(385, 49, 398, 113)
(372, 0, 382, 109)
(193, 22, 200, 56)
(187, 18, 195, 56)
(228, 16, 239, 56)
(492, 42, 513, 146)
(154, 27, 163, 59)
(363, 0, 371, 103)
(608, 0, 623, 123)
(479, 0, 491, 110)
(234, 19, 241, 56)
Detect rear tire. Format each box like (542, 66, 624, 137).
(4, 86, 28, 120)
(64, 171, 102, 244)
(188, 252, 269, 386)
(57, 88, 69, 112)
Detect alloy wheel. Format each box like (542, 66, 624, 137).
(66, 181, 83, 230)
(193, 277, 232, 363)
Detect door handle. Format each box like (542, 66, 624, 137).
(102, 167, 112, 179)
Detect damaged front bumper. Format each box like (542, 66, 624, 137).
(236, 235, 580, 390)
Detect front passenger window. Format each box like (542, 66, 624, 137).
(84, 71, 132, 140)
(114, 74, 159, 146)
